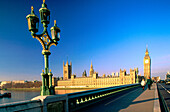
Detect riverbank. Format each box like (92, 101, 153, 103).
(5, 87, 98, 91)
(6, 88, 40, 91)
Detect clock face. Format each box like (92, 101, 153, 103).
(145, 60, 149, 63)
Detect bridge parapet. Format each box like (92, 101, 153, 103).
(0, 84, 139, 112)
(0, 100, 42, 112)
(67, 83, 139, 111)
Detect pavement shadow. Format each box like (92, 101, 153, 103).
(131, 98, 158, 105)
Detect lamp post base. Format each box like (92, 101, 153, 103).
(41, 86, 50, 96)
(41, 86, 55, 96)
(49, 86, 55, 95)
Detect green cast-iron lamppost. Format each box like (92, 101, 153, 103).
(26, 0, 60, 96)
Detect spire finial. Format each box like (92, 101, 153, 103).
(145, 44, 149, 55)
(54, 20, 56, 25)
(50, 69, 51, 72)
(146, 44, 148, 52)
(31, 6, 34, 11)
(42, 69, 44, 73)
(66, 57, 68, 65)
(43, 0, 45, 3)
(91, 61, 93, 68)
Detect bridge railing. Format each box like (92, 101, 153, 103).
(0, 83, 140, 112)
(0, 100, 42, 112)
(157, 83, 170, 112)
(67, 83, 140, 112)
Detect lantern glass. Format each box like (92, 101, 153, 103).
(36, 20, 39, 30)
(57, 32, 60, 39)
(51, 29, 55, 40)
(51, 28, 60, 41)
(31, 19, 36, 30)
(40, 10, 50, 24)
(26, 6, 39, 33)
(44, 12, 50, 22)
(27, 18, 31, 30)
(27, 16, 39, 33)
(31, 17, 39, 33)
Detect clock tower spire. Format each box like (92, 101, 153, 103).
(144, 46, 151, 80)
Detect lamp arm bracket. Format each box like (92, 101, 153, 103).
(32, 35, 46, 50)
(41, 31, 58, 50)
(47, 42, 57, 50)
(45, 31, 53, 42)
(31, 26, 58, 51)
(42, 27, 47, 34)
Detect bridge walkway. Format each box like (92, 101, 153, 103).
(77, 83, 160, 112)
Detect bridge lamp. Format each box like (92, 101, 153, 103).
(50, 20, 60, 42)
(39, 0, 50, 26)
(26, 6, 39, 34)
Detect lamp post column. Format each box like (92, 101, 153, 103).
(41, 70, 45, 95)
(41, 50, 51, 95)
(48, 70, 54, 95)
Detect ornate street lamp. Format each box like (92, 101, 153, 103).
(26, 6, 39, 34)
(51, 20, 60, 42)
(26, 0, 60, 96)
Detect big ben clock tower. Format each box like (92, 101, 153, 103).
(144, 47, 151, 80)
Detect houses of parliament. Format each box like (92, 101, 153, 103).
(55, 47, 151, 88)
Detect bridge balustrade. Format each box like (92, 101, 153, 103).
(0, 84, 139, 112)
(67, 83, 140, 112)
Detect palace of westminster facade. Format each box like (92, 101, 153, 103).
(55, 47, 151, 88)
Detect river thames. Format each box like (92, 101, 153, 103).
(0, 89, 90, 104)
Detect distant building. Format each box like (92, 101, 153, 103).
(112, 72, 115, 77)
(166, 71, 170, 80)
(89, 61, 94, 77)
(116, 72, 119, 76)
(63, 60, 72, 80)
(32, 80, 39, 83)
(107, 75, 111, 78)
(144, 46, 151, 79)
(57, 61, 139, 88)
(12, 80, 26, 84)
(52, 77, 58, 86)
(152, 76, 160, 82)
(59, 77, 63, 80)
(82, 70, 87, 77)
(0, 81, 12, 87)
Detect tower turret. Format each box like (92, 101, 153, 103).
(89, 61, 94, 77)
(63, 60, 72, 80)
(66, 60, 68, 66)
(144, 46, 151, 79)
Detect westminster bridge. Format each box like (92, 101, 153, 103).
(0, 83, 169, 112)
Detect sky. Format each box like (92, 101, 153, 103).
(0, 0, 170, 81)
